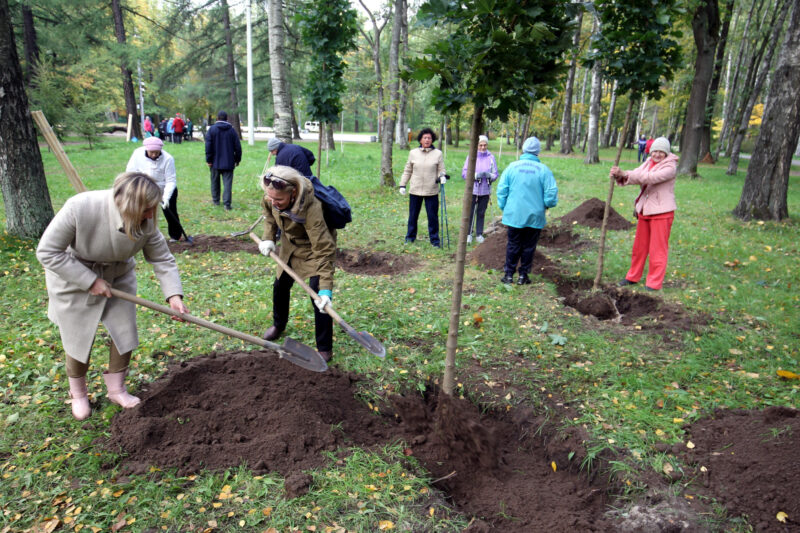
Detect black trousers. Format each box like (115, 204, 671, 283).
(160, 188, 184, 240)
(468, 194, 490, 237)
(504, 226, 542, 276)
(405, 194, 440, 246)
(210, 169, 234, 208)
(272, 270, 333, 352)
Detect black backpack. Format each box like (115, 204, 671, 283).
(309, 175, 352, 230)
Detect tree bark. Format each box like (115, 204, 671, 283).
(733, 0, 800, 220)
(584, 56, 602, 164)
(111, 0, 141, 140)
(574, 66, 589, 146)
(21, 4, 39, 85)
(676, 0, 720, 177)
(700, 0, 734, 162)
(380, 0, 402, 187)
(560, 11, 583, 154)
(288, 85, 301, 139)
(0, 0, 54, 238)
(395, 0, 410, 149)
(727, 0, 790, 174)
(358, 0, 387, 143)
(220, 0, 241, 137)
(268, 0, 292, 141)
(443, 105, 483, 395)
(602, 80, 618, 148)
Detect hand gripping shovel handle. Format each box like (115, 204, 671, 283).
(249, 233, 386, 358)
(109, 288, 327, 372)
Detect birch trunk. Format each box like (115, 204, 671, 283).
(560, 11, 583, 154)
(380, 0, 402, 187)
(268, 0, 292, 141)
(584, 57, 602, 163)
(602, 80, 618, 148)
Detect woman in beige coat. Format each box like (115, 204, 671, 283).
(399, 128, 446, 247)
(36, 172, 189, 420)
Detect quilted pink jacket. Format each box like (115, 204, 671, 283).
(622, 153, 678, 216)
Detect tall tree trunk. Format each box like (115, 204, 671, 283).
(288, 85, 301, 139)
(0, 0, 53, 238)
(727, 0, 790, 174)
(395, 0, 409, 149)
(453, 110, 460, 148)
(111, 0, 141, 140)
(676, 0, 720, 177)
(358, 0, 387, 142)
(380, 0, 402, 187)
(268, 0, 292, 141)
(733, 0, 800, 220)
(574, 66, 589, 146)
(21, 5, 39, 85)
(445, 114, 452, 145)
(221, 0, 241, 137)
(443, 105, 483, 395)
(602, 80, 618, 148)
(584, 51, 602, 164)
(354, 107, 359, 132)
(700, 0, 734, 162)
(560, 11, 583, 154)
(325, 122, 335, 150)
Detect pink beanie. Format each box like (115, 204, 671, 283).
(143, 137, 163, 150)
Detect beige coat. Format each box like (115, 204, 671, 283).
(36, 190, 183, 363)
(261, 178, 336, 290)
(399, 147, 445, 196)
(622, 153, 679, 216)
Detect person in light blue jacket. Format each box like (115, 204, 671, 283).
(496, 136, 558, 285)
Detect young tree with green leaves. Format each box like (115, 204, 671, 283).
(296, 0, 358, 178)
(410, 0, 575, 394)
(585, 0, 683, 289)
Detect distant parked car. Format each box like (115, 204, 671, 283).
(304, 121, 320, 133)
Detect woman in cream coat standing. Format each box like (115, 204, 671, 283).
(36, 172, 189, 420)
(399, 128, 447, 248)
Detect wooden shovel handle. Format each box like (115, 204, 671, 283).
(109, 288, 271, 349)
(249, 232, 346, 325)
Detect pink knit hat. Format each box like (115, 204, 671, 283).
(143, 137, 163, 150)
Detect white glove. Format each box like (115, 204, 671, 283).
(439, 175, 447, 184)
(315, 294, 331, 312)
(258, 240, 276, 256)
(399, 187, 406, 195)
(161, 199, 169, 209)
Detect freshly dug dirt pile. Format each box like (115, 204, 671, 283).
(538, 224, 587, 251)
(169, 237, 416, 276)
(680, 407, 800, 532)
(470, 227, 704, 335)
(106, 351, 614, 530)
(558, 198, 634, 230)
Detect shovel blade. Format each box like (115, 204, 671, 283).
(278, 336, 329, 372)
(352, 330, 386, 358)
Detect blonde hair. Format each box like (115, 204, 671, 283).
(113, 172, 161, 240)
(259, 165, 301, 194)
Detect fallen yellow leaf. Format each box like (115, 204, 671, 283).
(378, 521, 395, 530)
(673, 418, 684, 423)
(662, 463, 674, 475)
(686, 441, 695, 449)
(551, 461, 557, 472)
(776, 511, 788, 523)
(777, 370, 800, 380)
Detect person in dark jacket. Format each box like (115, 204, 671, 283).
(267, 138, 316, 178)
(205, 111, 242, 210)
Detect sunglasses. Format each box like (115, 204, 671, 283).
(263, 172, 291, 190)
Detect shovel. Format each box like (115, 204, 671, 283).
(230, 214, 265, 238)
(249, 233, 386, 358)
(109, 288, 328, 372)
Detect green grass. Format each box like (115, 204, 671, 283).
(1, 136, 798, 530)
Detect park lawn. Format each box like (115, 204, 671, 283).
(0, 136, 798, 531)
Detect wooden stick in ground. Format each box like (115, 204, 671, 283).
(31, 110, 88, 193)
(592, 98, 635, 290)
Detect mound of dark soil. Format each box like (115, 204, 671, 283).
(539, 224, 587, 250)
(559, 198, 634, 230)
(470, 227, 704, 335)
(680, 407, 800, 532)
(169, 236, 416, 276)
(106, 351, 614, 530)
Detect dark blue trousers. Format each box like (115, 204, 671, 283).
(504, 226, 542, 276)
(406, 194, 440, 246)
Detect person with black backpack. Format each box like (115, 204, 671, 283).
(257, 165, 337, 362)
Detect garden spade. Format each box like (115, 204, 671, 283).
(249, 233, 386, 358)
(230, 214, 265, 238)
(109, 288, 328, 372)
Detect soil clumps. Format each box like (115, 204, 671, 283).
(169, 236, 417, 276)
(558, 197, 634, 230)
(106, 351, 613, 530)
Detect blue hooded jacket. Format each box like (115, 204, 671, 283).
(496, 153, 558, 229)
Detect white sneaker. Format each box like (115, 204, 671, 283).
(466, 234, 473, 243)
(476, 235, 485, 243)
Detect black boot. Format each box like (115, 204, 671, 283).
(501, 274, 514, 284)
(262, 325, 284, 341)
(517, 274, 531, 285)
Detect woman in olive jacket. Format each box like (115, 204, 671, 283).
(36, 172, 188, 420)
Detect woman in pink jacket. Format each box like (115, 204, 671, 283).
(609, 136, 678, 291)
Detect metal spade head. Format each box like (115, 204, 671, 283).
(278, 336, 329, 372)
(354, 331, 386, 358)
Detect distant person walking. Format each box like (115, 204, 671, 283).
(166, 117, 175, 143)
(497, 137, 558, 285)
(126, 137, 192, 243)
(610, 136, 677, 291)
(36, 172, 189, 420)
(461, 135, 498, 243)
(267, 138, 316, 177)
(172, 114, 185, 144)
(637, 135, 647, 163)
(205, 111, 242, 211)
(143, 116, 154, 137)
(399, 128, 446, 248)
